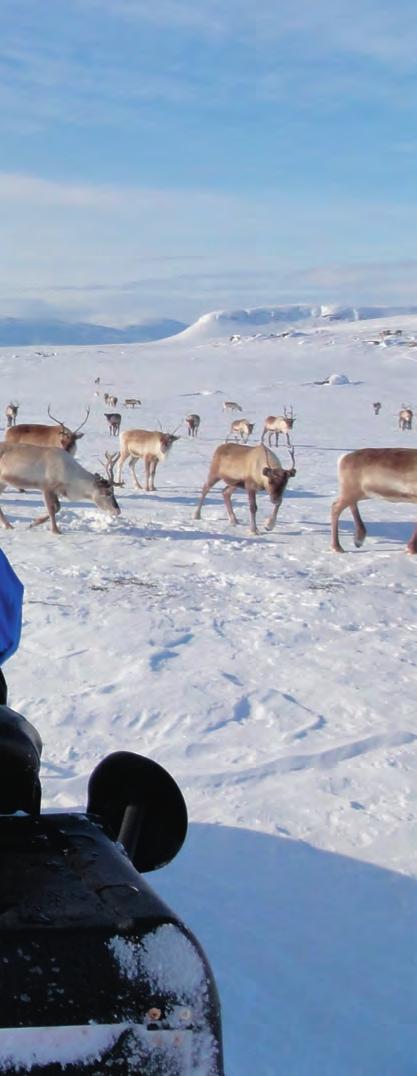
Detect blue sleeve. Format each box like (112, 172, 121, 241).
(0, 551, 24, 664)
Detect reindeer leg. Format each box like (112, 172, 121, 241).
(223, 483, 239, 526)
(116, 450, 128, 486)
(247, 488, 259, 534)
(128, 457, 143, 490)
(32, 492, 61, 534)
(264, 499, 282, 532)
(351, 504, 367, 547)
(194, 476, 220, 519)
(148, 457, 158, 492)
(331, 497, 349, 552)
(0, 497, 13, 529)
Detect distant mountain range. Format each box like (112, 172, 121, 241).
(0, 317, 187, 346)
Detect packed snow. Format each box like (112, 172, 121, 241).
(2, 311, 417, 1074)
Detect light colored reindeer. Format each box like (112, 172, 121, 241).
(124, 398, 142, 408)
(104, 393, 118, 407)
(5, 405, 90, 455)
(0, 445, 120, 534)
(261, 407, 295, 447)
(223, 401, 242, 413)
(398, 407, 413, 430)
(117, 428, 180, 491)
(185, 414, 200, 437)
(331, 447, 417, 554)
(5, 402, 19, 428)
(228, 419, 254, 443)
(194, 442, 296, 535)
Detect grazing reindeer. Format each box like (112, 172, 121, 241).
(5, 402, 19, 428)
(124, 398, 142, 408)
(194, 443, 296, 535)
(398, 407, 413, 431)
(117, 428, 180, 491)
(223, 401, 243, 413)
(373, 402, 382, 415)
(104, 412, 122, 436)
(185, 414, 200, 437)
(0, 445, 120, 534)
(331, 447, 417, 554)
(262, 407, 295, 447)
(228, 419, 254, 443)
(5, 406, 90, 455)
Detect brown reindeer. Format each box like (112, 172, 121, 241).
(331, 447, 417, 554)
(117, 428, 180, 491)
(5, 406, 90, 455)
(223, 401, 243, 413)
(194, 443, 296, 535)
(185, 414, 200, 437)
(0, 445, 120, 534)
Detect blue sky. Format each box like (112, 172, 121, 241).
(1, 0, 417, 324)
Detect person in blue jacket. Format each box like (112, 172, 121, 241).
(0, 550, 24, 705)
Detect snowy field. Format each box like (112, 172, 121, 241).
(2, 309, 417, 1074)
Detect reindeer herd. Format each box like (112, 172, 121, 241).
(3, 387, 417, 553)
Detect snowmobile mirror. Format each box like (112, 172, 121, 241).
(86, 750, 188, 872)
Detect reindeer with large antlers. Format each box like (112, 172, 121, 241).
(194, 442, 296, 535)
(5, 405, 90, 455)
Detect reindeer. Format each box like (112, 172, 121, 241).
(261, 408, 295, 447)
(103, 393, 118, 408)
(398, 407, 413, 431)
(117, 428, 180, 491)
(228, 419, 254, 443)
(0, 445, 120, 534)
(223, 401, 243, 413)
(372, 402, 382, 415)
(194, 443, 296, 535)
(5, 403, 19, 428)
(331, 447, 417, 554)
(124, 398, 142, 408)
(185, 414, 200, 437)
(4, 406, 90, 455)
(104, 412, 122, 436)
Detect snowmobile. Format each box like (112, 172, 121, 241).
(0, 703, 224, 1075)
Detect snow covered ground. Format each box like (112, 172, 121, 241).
(2, 310, 417, 1074)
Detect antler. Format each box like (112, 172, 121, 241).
(47, 403, 66, 428)
(100, 451, 123, 486)
(287, 441, 296, 474)
(74, 406, 90, 434)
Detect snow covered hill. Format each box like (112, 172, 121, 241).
(175, 303, 417, 342)
(2, 311, 417, 1074)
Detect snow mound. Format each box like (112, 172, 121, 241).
(326, 373, 350, 385)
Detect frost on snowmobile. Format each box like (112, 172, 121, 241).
(0, 705, 224, 1075)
